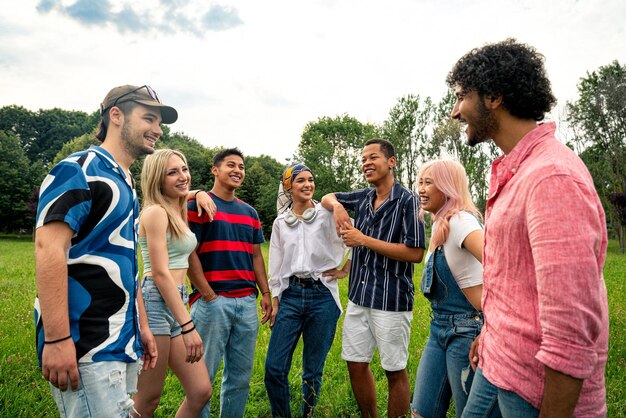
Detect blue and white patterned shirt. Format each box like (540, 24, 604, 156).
(336, 181, 425, 312)
(34, 146, 142, 365)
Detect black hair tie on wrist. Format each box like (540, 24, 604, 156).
(44, 335, 72, 345)
(181, 326, 196, 335)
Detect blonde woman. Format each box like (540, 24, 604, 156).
(132, 149, 212, 417)
(411, 159, 499, 418)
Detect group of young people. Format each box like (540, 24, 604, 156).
(34, 38, 609, 418)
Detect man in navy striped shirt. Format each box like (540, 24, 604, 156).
(322, 138, 425, 418)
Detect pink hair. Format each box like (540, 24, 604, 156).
(418, 159, 482, 248)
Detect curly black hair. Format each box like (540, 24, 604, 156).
(446, 38, 556, 121)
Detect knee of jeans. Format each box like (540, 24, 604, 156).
(461, 364, 472, 395)
(106, 369, 137, 417)
(264, 363, 287, 382)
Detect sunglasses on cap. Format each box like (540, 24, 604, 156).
(100, 85, 161, 115)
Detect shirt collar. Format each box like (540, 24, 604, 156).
(489, 122, 555, 199)
(88, 145, 134, 186)
(366, 180, 402, 211)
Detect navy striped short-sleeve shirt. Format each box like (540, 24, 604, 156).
(336, 181, 425, 312)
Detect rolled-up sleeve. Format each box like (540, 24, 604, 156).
(527, 174, 608, 379)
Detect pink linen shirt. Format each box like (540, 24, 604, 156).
(479, 122, 609, 416)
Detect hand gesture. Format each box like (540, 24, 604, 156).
(196, 191, 217, 221)
(469, 334, 481, 372)
(181, 328, 204, 363)
(333, 205, 351, 237)
(340, 221, 366, 247)
(42, 338, 79, 391)
(260, 293, 272, 325)
(140, 328, 158, 370)
(323, 268, 348, 283)
(269, 297, 279, 328)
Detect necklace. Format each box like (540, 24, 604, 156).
(377, 190, 391, 200)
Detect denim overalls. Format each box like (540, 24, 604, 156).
(411, 246, 484, 418)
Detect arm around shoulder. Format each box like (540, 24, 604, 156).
(321, 192, 339, 210)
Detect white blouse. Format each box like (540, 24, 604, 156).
(268, 202, 349, 312)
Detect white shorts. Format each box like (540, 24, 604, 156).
(341, 301, 413, 371)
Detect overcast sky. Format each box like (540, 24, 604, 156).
(1, 0, 624, 163)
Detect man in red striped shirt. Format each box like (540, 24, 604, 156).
(187, 148, 272, 418)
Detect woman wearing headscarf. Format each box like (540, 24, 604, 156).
(264, 163, 351, 418)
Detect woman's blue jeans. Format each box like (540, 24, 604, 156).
(264, 280, 340, 418)
(412, 313, 483, 418)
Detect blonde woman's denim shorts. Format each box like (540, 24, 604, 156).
(142, 277, 188, 337)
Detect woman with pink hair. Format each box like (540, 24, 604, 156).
(411, 159, 499, 418)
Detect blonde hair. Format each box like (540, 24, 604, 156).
(140, 149, 190, 240)
(418, 159, 482, 248)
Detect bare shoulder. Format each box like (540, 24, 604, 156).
(140, 205, 168, 225)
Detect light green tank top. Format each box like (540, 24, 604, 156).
(139, 229, 197, 274)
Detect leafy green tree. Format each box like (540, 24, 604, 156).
(383, 94, 440, 190)
(0, 106, 37, 155)
(52, 131, 101, 165)
(568, 60, 626, 250)
(0, 106, 98, 165)
(237, 155, 284, 238)
(295, 114, 380, 199)
(0, 130, 38, 231)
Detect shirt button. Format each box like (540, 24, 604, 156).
(474, 316, 480, 321)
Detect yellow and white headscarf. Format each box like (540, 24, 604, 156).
(276, 163, 314, 215)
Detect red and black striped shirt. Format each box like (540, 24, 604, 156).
(188, 192, 264, 305)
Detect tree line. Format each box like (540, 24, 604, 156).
(1, 61, 624, 250)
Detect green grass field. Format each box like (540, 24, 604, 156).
(1, 239, 624, 417)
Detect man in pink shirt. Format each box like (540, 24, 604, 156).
(447, 39, 609, 417)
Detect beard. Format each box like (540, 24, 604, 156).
(121, 120, 154, 160)
(467, 100, 498, 147)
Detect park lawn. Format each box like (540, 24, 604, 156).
(0, 239, 624, 416)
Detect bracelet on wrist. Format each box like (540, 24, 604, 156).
(262, 290, 271, 295)
(44, 335, 72, 345)
(180, 319, 193, 329)
(181, 325, 196, 335)
(194, 190, 204, 199)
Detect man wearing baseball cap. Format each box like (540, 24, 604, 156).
(34, 85, 177, 417)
